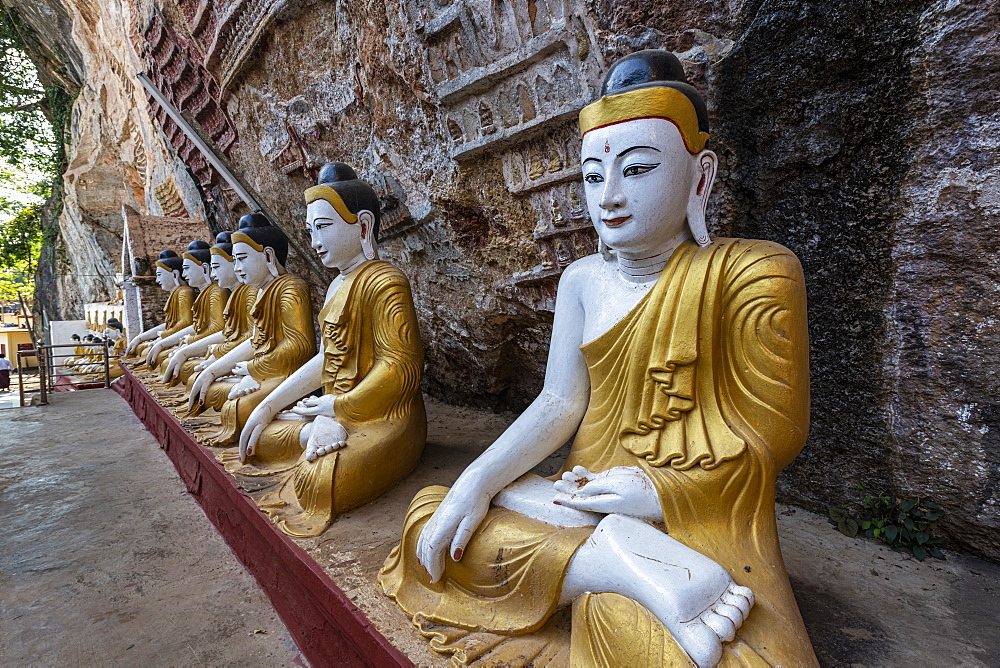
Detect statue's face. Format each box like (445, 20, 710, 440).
(233, 241, 272, 287)
(104, 327, 122, 340)
(182, 258, 210, 288)
(306, 199, 363, 269)
(155, 266, 179, 291)
(211, 255, 239, 289)
(581, 118, 696, 255)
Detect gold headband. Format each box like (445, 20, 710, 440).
(304, 185, 358, 224)
(155, 261, 176, 271)
(578, 86, 710, 154)
(181, 252, 206, 265)
(210, 247, 233, 261)
(231, 231, 265, 252)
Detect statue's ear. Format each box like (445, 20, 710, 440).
(358, 210, 379, 261)
(263, 246, 283, 277)
(687, 149, 718, 247)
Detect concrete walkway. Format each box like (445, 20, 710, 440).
(0, 389, 301, 665)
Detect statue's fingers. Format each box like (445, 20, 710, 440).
(575, 477, 620, 496)
(552, 479, 576, 494)
(571, 465, 592, 478)
(556, 492, 620, 514)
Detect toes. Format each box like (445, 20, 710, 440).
(721, 592, 751, 617)
(674, 620, 723, 668)
(729, 584, 755, 609)
(712, 602, 745, 627)
(700, 609, 737, 643)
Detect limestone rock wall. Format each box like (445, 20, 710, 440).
(12, 0, 998, 559)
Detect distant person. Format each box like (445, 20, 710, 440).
(0, 353, 14, 392)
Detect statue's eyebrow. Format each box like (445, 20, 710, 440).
(583, 157, 603, 165)
(617, 145, 660, 158)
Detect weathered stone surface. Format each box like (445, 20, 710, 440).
(10, 0, 999, 559)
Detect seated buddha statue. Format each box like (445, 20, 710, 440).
(188, 214, 316, 447)
(142, 240, 223, 371)
(379, 50, 817, 668)
(124, 250, 195, 363)
(160, 233, 236, 386)
(183, 234, 257, 416)
(105, 318, 127, 380)
(224, 163, 426, 538)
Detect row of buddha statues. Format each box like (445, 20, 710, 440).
(60, 324, 127, 380)
(112, 51, 818, 667)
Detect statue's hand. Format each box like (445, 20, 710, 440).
(240, 402, 279, 462)
(303, 416, 347, 462)
(145, 341, 163, 368)
(416, 474, 492, 584)
(193, 355, 215, 372)
(553, 465, 662, 522)
(189, 367, 218, 411)
(228, 372, 261, 400)
(290, 394, 336, 418)
(162, 348, 186, 383)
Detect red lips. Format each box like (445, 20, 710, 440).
(602, 215, 632, 227)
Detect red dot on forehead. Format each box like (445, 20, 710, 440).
(604, 139, 611, 153)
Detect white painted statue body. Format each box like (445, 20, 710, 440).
(236, 197, 378, 464)
(162, 254, 240, 383)
(143, 257, 213, 367)
(413, 117, 749, 667)
(123, 265, 182, 355)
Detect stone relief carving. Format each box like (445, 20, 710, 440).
(410, 0, 605, 310)
(143, 5, 239, 198)
(177, 0, 285, 89)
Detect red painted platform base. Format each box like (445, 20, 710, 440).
(114, 367, 410, 667)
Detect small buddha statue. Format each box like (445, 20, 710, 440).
(183, 233, 258, 416)
(224, 163, 426, 538)
(124, 250, 195, 362)
(63, 333, 86, 370)
(142, 240, 221, 371)
(160, 234, 234, 386)
(380, 50, 817, 667)
(105, 318, 127, 380)
(188, 214, 316, 447)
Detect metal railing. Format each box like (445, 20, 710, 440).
(17, 342, 113, 407)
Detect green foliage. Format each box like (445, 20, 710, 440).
(0, 7, 70, 305)
(828, 490, 946, 561)
(0, 9, 59, 175)
(0, 204, 41, 271)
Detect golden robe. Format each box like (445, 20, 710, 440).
(205, 273, 316, 446)
(137, 284, 195, 366)
(110, 335, 127, 380)
(230, 261, 426, 537)
(170, 282, 230, 385)
(380, 239, 817, 667)
(187, 283, 258, 412)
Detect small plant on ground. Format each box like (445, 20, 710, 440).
(828, 489, 946, 561)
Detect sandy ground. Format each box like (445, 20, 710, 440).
(0, 389, 302, 665)
(2, 389, 998, 666)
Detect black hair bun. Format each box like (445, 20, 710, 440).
(238, 213, 273, 229)
(158, 249, 179, 259)
(215, 231, 233, 244)
(187, 240, 210, 251)
(318, 162, 359, 185)
(600, 49, 710, 134)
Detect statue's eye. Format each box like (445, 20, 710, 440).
(623, 163, 658, 177)
(584, 172, 604, 184)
